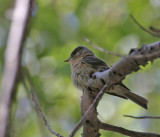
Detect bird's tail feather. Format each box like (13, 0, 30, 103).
(123, 91, 148, 109)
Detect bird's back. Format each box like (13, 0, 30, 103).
(82, 55, 109, 72)
(71, 55, 109, 90)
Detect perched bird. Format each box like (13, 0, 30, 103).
(65, 46, 148, 109)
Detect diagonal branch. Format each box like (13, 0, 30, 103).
(31, 92, 64, 137)
(150, 26, 160, 33)
(124, 115, 160, 119)
(21, 68, 64, 137)
(89, 41, 160, 88)
(130, 15, 160, 38)
(83, 37, 125, 57)
(69, 85, 108, 137)
(71, 41, 160, 137)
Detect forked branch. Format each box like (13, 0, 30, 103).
(21, 68, 64, 137)
(70, 41, 160, 137)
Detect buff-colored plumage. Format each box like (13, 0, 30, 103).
(65, 46, 148, 109)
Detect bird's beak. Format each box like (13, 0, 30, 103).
(64, 57, 71, 62)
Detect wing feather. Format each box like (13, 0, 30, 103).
(82, 56, 129, 99)
(82, 56, 109, 71)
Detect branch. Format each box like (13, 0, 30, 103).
(88, 41, 160, 89)
(99, 122, 160, 137)
(72, 41, 160, 137)
(83, 37, 125, 57)
(150, 26, 160, 33)
(0, 0, 35, 136)
(124, 115, 160, 119)
(31, 92, 64, 137)
(21, 68, 64, 137)
(130, 15, 160, 38)
(69, 85, 108, 137)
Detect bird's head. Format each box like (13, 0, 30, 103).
(64, 46, 95, 63)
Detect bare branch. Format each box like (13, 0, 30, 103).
(83, 37, 125, 57)
(130, 15, 160, 38)
(124, 115, 160, 119)
(88, 41, 160, 89)
(31, 92, 64, 137)
(0, 0, 35, 136)
(21, 68, 64, 137)
(150, 26, 160, 33)
(69, 85, 108, 137)
(99, 122, 160, 137)
(77, 41, 160, 137)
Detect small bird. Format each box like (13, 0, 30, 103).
(65, 46, 148, 109)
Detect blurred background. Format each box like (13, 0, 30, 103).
(1, 0, 160, 136)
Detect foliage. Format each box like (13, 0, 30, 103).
(0, 0, 160, 136)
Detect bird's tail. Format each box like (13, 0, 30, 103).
(123, 90, 148, 109)
(108, 83, 148, 109)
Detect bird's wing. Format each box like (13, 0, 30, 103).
(82, 55, 109, 71)
(82, 56, 148, 109)
(82, 56, 127, 99)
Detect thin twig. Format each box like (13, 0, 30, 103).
(130, 15, 160, 38)
(31, 92, 64, 137)
(21, 68, 64, 137)
(69, 85, 107, 137)
(99, 122, 160, 137)
(83, 37, 125, 57)
(124, 115, 160, 119)
(150, 26, 160, 33)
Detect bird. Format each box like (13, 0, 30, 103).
(64, 46, 148, 109)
